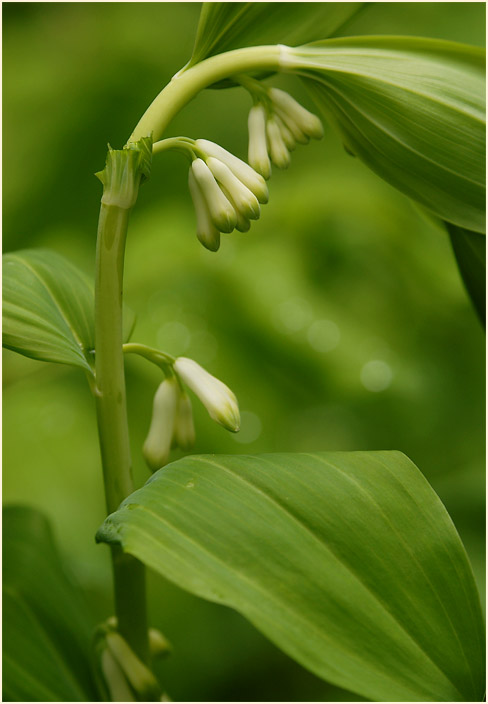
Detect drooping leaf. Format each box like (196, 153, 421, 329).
(2, 248, 136, 372)
(188, 2, 365, 70)
(446, 222, 486, 325)
(284, 36, 485, 233)
(3, 505, 98, 701)
(97, 451, 485, 702)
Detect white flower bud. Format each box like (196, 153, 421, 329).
(248, 105, 271, 180)
(195, 139, 269, 204)
(266, 117, 290, 169)
(188, 169, 220, 252)
(269, 87, 324, 140)
(207, 157, 260, 221)
(143, 378, 179, 472)
(220, 183, 251, 232)
(274, 114, 296, 151)
(174, 357, 240, 433)
(173, 392, 195, 450)
(191, 159, 237, 233)
(272, 106, 310, 145)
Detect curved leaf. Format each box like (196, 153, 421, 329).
(3, 248, 136, 372)
(3, 249, 95, 372)
(284, 36, 485, 233)
(188, 2, 365, 69)
(3, 505, 98, 701)
(97, 451, 484, 702)
(446, 222, 486, 325)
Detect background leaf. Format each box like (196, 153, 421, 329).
(294, 36, 485, 233)
(188, 2, 365, 73)
(3, 248, 136, 372)
(446, 223, 485, 325)
(3, 249, 95, 372)
(97, 451, 484, 702)
(3, 505, 98, 701)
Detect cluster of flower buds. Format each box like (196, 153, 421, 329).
(188, 139, 269, 252)
(247, 87, 324, 178)
(143, 357, 240, 472)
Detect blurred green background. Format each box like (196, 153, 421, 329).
(3, 3, 485, 701)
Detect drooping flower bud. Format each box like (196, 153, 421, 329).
(188, 169, 221, 251)
(274, 114, 296, 151)
(142, 378, 179, 472)
(191, 159, 237, 233)
(173, 391, 195, 450)
(174, 357, 240, 433)
(195, 139, 269, 204)
(272, 106, 310, 144)
(248, 104, 271, 180)
(206, 157, 260, 220)
(266, 117, 291, 169)
(268, 87, 324, 140)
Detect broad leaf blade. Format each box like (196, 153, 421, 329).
(97, 451, 484, 702)
(446, 222, 486, 324)
(3, 249, 95, 372)
(3, 506, 98, 701)
(292, 36, 485, 233)
(189, 2, 365, 68)
(3, 248, 136, 371)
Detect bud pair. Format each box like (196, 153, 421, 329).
(143, 377, 195, 472)
(247, 88, 323, 178)
(188, 140, 269, 252)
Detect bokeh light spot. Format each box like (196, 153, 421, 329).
(360, 360, 393, 392)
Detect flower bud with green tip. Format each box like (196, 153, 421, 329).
(173, 391, 195, 450)
(248, 104, 271, 179)
(143, 377, 179, 472)
(207, 157, 260, 220)
(266, 116, 291, 169)
(195, 139, 269, 204)
(268, 87, 324, 140)
(274, 114, 296, 152)
(188, 168, 221, 251)
(191, 158, 237, 233)
(174, 357, 240, 432)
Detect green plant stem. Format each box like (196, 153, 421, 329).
(95, 202, 149, 665)
(129, 45, 283, 143)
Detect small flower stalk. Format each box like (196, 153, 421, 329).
(187, 139, 269, 252)
(174, 356, 240, 433)
(246, 85, 324, 178)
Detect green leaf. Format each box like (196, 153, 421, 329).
(446, 222, 486, 325)
(188, 2, 365, 69)
(97, 451, 484, 702)
(3, 249, 95, 372)
(286, 36, 485, 233)
(3, 505, 98, 701)
(2, 248, 136, 372)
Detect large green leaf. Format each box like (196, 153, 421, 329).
(188, 2, 365, 69)
(3, 505, 98, 701)
(2, 248, 135, 372)
(446, 222, 486, 325)
(97, 451, 484, 702)
(285, 36, 485, 233)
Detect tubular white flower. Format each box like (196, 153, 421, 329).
(266, 117, 290, 169)
(195, 139, 269, 204)
(174, 357, 240, 433)
(191, 158, 236, 233)
(269, 87, 324, 140)
(142, 378, 179, 472)
(248, 105, 271, 180)
(207, 157, 260, 220)
(220, 183, 252, 231)
(272, 105, 310, 145)
(188, 169, 221, 252)
(173, 391, 195, 450)
(274, 114, 296, 151)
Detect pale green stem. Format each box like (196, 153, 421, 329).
(95, 203, 149, 666)
(123, 342, 175, 369)
(129, 45, 284, 143)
